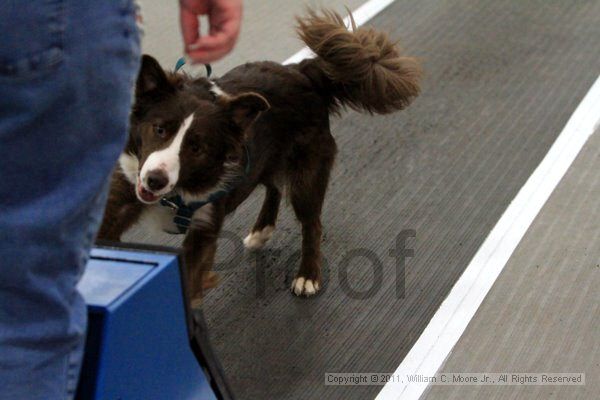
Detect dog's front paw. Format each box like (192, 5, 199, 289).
(201, 271, 220, 291)
(291, 276, 320, 297)
(188, 271, 220, 308)
(243, 226, 275, 250)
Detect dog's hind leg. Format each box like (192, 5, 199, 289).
(243, 183, 281, 250)
(289, 134, 336, 296)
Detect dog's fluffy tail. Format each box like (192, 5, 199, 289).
(296, 8, 421, 114)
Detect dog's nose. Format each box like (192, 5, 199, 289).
(146, 170, 169, 192)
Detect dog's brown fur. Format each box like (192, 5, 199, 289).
(98, 9, 421, 304)
(296, 9, 421, 114)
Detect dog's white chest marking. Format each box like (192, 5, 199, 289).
(138, 203, 213, 234)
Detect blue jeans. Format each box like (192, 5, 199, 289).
(0, 1, 140, 398)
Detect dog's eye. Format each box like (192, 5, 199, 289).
(191, 142, 201, 153)
(153, 124, 167, 138)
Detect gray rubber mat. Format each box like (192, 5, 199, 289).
(423, 130, 600, 400)
(125, 1, 600, 399)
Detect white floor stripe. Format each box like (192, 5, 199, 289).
(283, 0, 397, 65)
(376, 74, 600, 400)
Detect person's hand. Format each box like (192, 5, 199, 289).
(179, 0, 243, 64)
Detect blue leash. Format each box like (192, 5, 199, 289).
(174, 56, 212, 78)
(174, 57, 186, 72)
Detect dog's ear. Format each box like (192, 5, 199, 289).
(135, 55, 173, 98)
(222, 92, 270, 131)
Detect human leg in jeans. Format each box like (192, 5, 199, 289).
(0, 1, 140, 398)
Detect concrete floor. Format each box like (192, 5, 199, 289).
(126, 1, 600, 399)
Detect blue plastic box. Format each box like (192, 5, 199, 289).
(75, 245, 225, 400)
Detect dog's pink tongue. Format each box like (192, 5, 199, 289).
(138, 184, 159, 203)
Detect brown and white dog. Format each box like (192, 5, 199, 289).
(98, 9, 421, 305)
